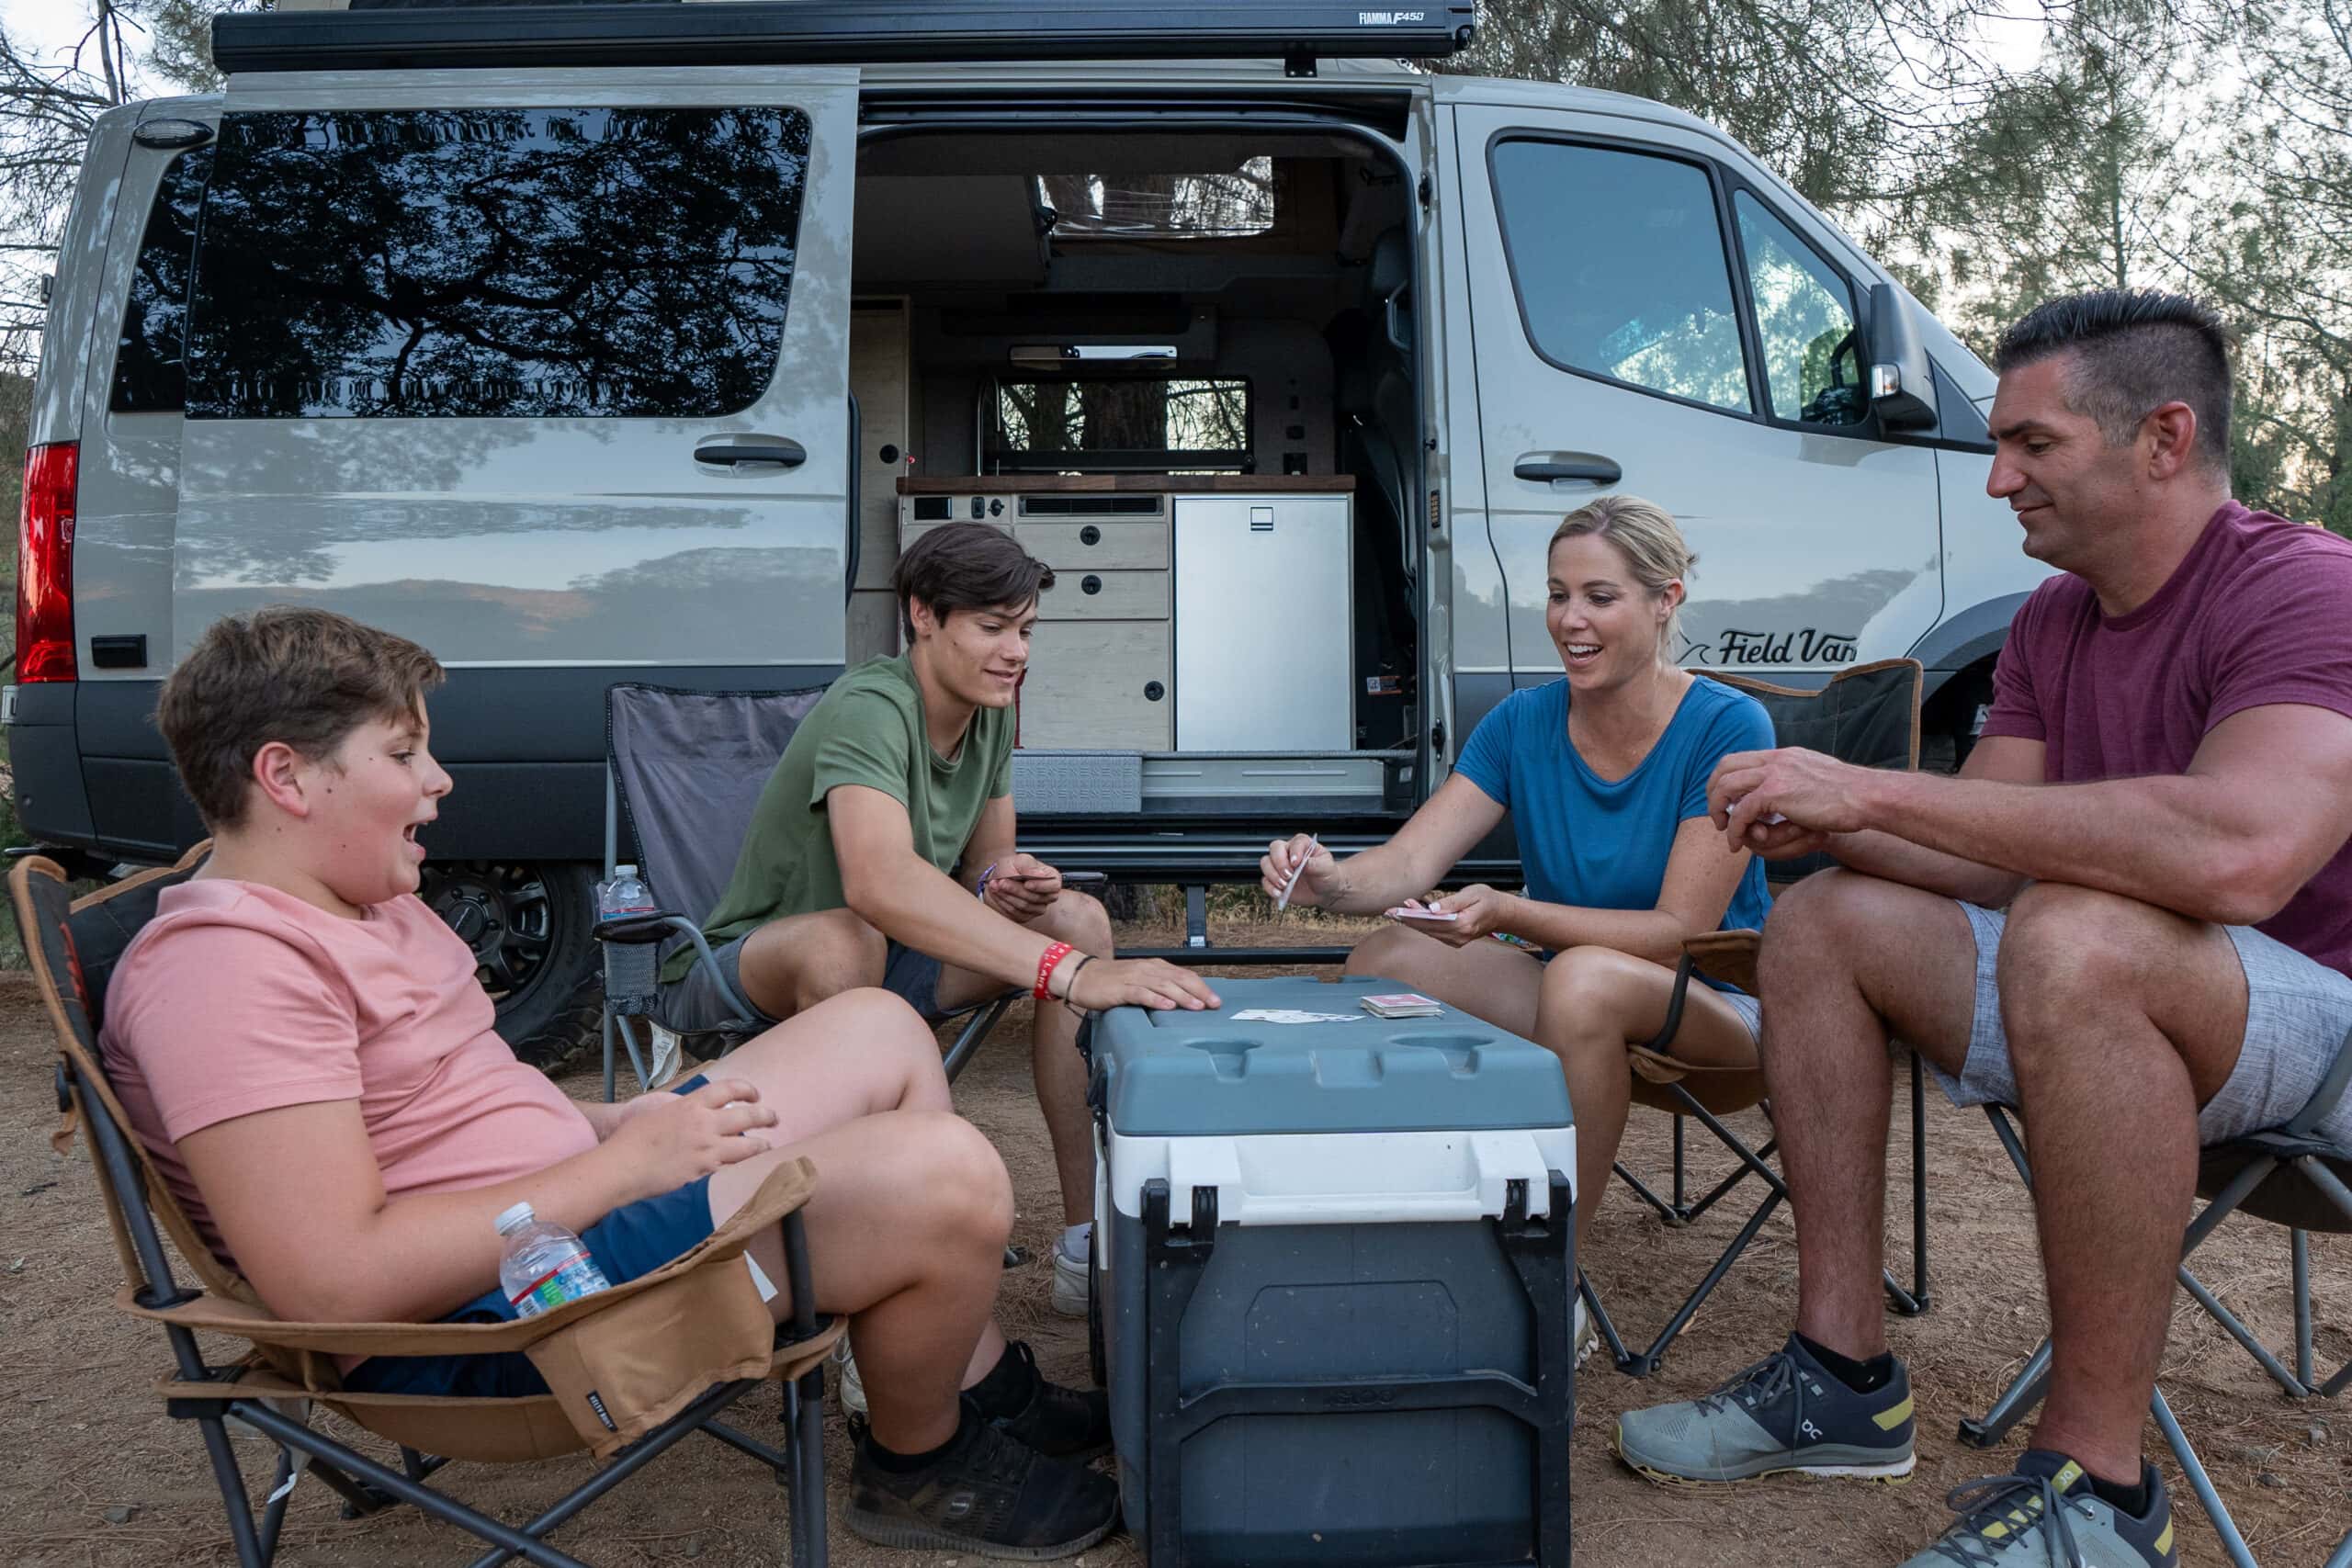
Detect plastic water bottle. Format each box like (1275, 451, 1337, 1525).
(599, 863, 660, 1010)
(496, 1202, 611, 1317)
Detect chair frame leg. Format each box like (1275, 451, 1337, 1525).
(197, 1411, 269, 1568)
(2150, 1384, 2260, 1568)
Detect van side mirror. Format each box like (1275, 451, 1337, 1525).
(1865, 283, 1938, 432)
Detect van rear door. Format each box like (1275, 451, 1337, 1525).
(1446, 97, 1942, 718)
(174, 67, 857, 845)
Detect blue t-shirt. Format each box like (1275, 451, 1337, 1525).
(1454, 676, 1773, 990)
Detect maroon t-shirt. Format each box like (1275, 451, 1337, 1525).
(1981, 502, 2352, 976)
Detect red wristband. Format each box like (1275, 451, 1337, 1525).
(1034, 941, 1075, 1001)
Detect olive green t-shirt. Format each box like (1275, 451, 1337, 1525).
(664, 655, 1015, 980)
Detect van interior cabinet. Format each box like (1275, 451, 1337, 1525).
(896, 479, 1353, 755)
(1172, 495, 1353, 750)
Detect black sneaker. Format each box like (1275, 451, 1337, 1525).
(845, 1414, 1120, 1561)
(981, 1340, 1114, 1461)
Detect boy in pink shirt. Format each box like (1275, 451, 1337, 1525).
(100, 607, 1116, 1559)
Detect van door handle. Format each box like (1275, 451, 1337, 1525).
(1514, 453, 1621, 485)
(695, 434, 807, 468)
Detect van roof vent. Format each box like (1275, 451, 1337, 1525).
(213, 1, 1478, 76)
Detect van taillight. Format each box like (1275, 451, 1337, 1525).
(16, 442, 77, 682)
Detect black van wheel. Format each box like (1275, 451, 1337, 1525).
(423, 859, 602, 1075)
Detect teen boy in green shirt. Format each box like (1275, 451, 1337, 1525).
(662, 523, 1218, 1315)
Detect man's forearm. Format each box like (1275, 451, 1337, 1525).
(1825, 826, 2027, 908)
(1857, 769, 2273, 923)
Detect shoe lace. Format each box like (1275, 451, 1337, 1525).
(1928, 1472, 2086, 1568)
(1691, 1351, 1798, 1421)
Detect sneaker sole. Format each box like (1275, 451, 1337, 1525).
(1050, 1263, 1089, 1319)
(1612, 1428, 1914, 1488)
(843, 1505, 1116, 1561)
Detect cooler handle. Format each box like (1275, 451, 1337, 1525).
(1166, 1129, 1564, 1228)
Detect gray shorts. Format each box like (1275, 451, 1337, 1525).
(659, 932, 955, 1035)
(1933, 901, 2352, 1151)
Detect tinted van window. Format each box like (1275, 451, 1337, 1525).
(110, 146, 213, 414)
(1734, 192, 1865, 427)
(186, 107, 810, 419)
(1490, 140, 1748, 413)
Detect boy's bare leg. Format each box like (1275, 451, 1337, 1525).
(704, 988, 1014, 1454)
(935, 889, 1114, 1227)
(733, 908, 890, 1021)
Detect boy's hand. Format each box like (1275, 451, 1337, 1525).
(605, 1077, 778, 1200)
(984, 852, 1063, 921)
(1069, 957, 1221, 1013)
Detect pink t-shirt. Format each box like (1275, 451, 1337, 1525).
(100, 879, 598, 1257)
(1981, 501, 2352, 976)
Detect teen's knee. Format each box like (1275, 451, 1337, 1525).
(1034, 888, 1114, 953)
(901, 1111, 1016, 1246)
(772, 908, 887, 1001)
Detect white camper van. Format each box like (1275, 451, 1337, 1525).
(8, 1, 2052, 1061)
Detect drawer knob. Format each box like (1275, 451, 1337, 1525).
(1080, 525, 1102, 546)
(1081, 574, 1102, 594)
(1144, 682, 1165, 702)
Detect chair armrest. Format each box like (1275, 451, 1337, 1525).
(119, 1156, 819, 1359)
(593, 910, 692, 944)
(1685, 929, 1761, 998)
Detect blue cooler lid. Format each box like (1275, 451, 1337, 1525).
(1091, 976, 1573, 1136)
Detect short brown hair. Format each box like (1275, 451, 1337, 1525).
(156, 607, 446, 829)
(892, 522, 1054, 641)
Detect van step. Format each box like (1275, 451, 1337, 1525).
(216, 1, 1477, 75)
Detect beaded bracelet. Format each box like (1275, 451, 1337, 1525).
(1033, 940, 1075, 1000)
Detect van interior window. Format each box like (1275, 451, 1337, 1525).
(989, 377, 1252, 473)
(1037, 158, 1275, 240)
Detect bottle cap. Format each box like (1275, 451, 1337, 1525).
(494, 1201, 536, 1235)
(614, 863, 638, 879)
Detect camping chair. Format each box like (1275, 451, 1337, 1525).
(12, 848, 844, 1568)
(597, 682, 1016, 1101)
(1581, 658, 1935, 1377)
(1958, 1027, 2352, 1568)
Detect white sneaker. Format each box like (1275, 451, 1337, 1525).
(1050, 1237, 1090, 1318)
(834, 1337, 867, 1420)
(1576, 1298, 1599, 1369)
(646, 1020, 684, 1089)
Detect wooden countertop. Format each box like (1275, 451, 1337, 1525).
(897, 475, 1354, 495)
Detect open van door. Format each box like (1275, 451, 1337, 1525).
(1446, 97, 1943, 728)
(175, 66, 861, 738)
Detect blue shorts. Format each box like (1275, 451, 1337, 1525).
(343, 1076, 720, 1399)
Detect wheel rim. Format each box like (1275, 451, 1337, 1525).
(422, 861, 561, 1009)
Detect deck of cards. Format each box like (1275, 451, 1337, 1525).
(1360, 991, 1442, 1019)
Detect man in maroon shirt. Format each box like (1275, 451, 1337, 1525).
(1614, 290, 2352, 1568)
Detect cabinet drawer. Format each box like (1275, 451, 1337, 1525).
(1014, 520, 1169, 571)
(1036, 569, 1169, 621)
(1022, 621, 1172, 750)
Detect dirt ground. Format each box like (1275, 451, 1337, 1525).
(1, 911, 2346, 1567)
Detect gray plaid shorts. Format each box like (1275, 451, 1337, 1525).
(659, 931, 952, 1035)
(1930, 901, 2352, 1151)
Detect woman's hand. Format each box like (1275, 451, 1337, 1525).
(1416, 885, 1518, 946)
(602, 1077, 779, 1201)
(1260, 833, 1338, 908)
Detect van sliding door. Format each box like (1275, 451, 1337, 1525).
(174, 68, 857, 856)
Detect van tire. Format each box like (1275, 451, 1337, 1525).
(1920, 662, 1996, 776)
(422, 859, 603, 1076)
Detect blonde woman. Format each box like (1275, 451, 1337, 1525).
(1263, 496, 1770, 1340)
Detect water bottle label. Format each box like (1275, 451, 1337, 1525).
(510, 1254, 608, 1314)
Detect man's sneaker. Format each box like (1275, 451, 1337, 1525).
(1050, 1234, 1090, 1317)
(845, 1413, 1119, 1561)
(1614, 1334, 1916, 1484)
(984, 1340, 1113, 1461)
(1901, 1453, 2177, 1567)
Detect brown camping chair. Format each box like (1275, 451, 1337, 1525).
(12, 849, 844, 1568)
(1581, 658, 1935, 1376)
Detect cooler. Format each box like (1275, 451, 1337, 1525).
(1086, 976, 1577, 1568)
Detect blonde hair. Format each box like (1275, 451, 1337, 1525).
(1549, 494, 1696, 662)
